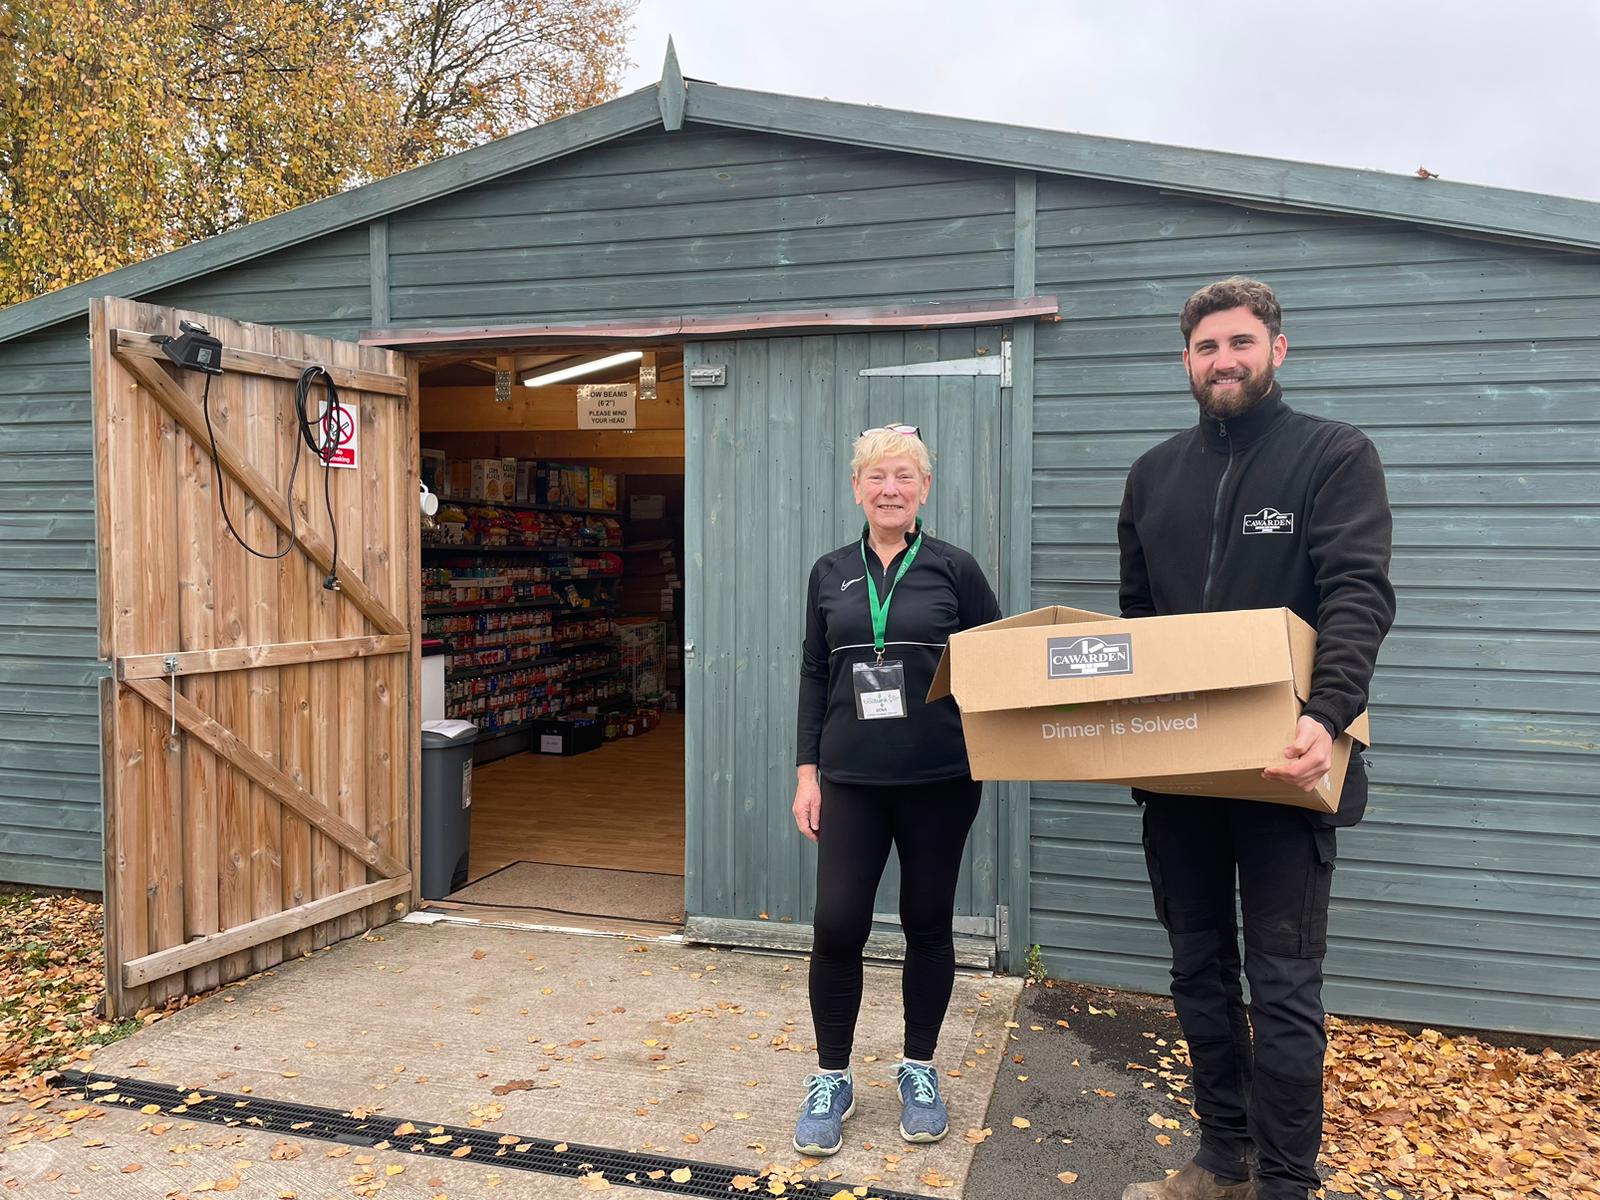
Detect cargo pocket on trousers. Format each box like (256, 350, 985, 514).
(1298, 827, 1337, 957)
(1140, 826, 1172, 932)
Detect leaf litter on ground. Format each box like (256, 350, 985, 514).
(1124, 1007, 1600, 1199)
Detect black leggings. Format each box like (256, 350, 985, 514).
(809, 775, 983, 1069)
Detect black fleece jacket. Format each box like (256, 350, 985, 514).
(797, 529, 1001, 785)
(1117, 385, 1396, 825)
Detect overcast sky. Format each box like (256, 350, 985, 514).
(621, 0, 1600, 203)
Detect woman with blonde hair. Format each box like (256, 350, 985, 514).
(791, 423, 1001, 1157)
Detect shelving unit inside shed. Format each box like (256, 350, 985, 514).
(422, 506, 628, 761)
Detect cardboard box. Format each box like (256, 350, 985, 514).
(928, 606, 1370, 813)
(533, 716, 603, 757)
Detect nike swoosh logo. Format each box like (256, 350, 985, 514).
(840, 575, 865, 591)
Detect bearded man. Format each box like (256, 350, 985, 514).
(1116, 277, 1396, 1200)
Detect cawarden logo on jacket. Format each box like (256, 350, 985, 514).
(1243, 507, 1295, 535)
(1047, 634, 1134, 678)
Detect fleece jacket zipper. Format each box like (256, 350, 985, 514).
(1201, 421, 1233, 611)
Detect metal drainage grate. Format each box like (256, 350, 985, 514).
(56, 1071, 927, 1198)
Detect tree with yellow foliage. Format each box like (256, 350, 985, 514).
(0, 0, 635, 308)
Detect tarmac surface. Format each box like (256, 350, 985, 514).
(966, 979, 1371, 1200)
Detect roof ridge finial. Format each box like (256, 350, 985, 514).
(659, 37, 686, 130)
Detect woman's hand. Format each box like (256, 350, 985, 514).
(793, 767, 822, 842)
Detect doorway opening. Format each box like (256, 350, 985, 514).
(414, 344, 687, 936)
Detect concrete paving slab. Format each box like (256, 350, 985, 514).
(10, 921, 1021, 1198)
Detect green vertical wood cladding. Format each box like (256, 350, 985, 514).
(684, 331, 1005, 935)
(0, 325, 103, 889)
(385, 128, 1016, 323)
(1001, 173, 1038, 973)
(1026, 176, 1600, 1037)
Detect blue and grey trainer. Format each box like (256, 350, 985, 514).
(896, 1061, 949, 1143)
(793, 1070, 856, 1156)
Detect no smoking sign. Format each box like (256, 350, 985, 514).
(318, 398, 359, 469)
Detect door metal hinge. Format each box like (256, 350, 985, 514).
(995, 904, 1010, 954)
(858, 338, 1012, 389)
(683, 640, 695, 663)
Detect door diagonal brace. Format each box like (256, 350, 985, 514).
(122, 677, 406, 879)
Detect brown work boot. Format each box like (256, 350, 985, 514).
(1121, 1159, 1257, 1200)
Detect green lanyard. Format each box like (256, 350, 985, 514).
(860, 524, 924, 661)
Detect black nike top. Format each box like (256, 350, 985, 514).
(796, 529, 1002, 785)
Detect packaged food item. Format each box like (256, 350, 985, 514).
(421, 449, 447, 494)
(470, 458, 495, 501)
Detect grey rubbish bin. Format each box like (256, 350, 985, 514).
(420, 718, 478, 899)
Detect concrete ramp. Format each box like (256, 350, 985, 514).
(11, 920, 1020, 1198)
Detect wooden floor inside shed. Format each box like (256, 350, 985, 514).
(463, 712, 685, 886)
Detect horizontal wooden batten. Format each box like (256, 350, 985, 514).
(112, 328, 408, 396)
(505, 430, 685, 459)
(118, 635, 411, 680)
(118, 355, 406, 636)
(420, 381, 684, 433)
(122, 677, 407, 879)
(364, 296, 1059, 348)
(121, 876, 411, 988)
(420, 436, 685, 477)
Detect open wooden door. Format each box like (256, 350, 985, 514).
(90, 298, 419, 1016)
(683, 329, 1004, 964)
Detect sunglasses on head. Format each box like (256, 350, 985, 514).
(860, 423, 922, 439)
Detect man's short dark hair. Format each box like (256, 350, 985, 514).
(1180, 276, 1282, 345)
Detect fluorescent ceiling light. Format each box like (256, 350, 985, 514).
(522, 350, 643, 387)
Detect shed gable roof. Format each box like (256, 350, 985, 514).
(4, 63, 1599, 344)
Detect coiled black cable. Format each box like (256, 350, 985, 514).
(202, 364, 347, 590)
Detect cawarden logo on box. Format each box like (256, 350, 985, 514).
(1047, 634, 1133, 678)
(1243, 507, 1294, 534)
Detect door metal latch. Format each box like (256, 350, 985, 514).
(164, 655, 179, 739)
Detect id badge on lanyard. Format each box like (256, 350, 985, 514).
(853, 659, 906, 720)
(855, 529, 922, 721)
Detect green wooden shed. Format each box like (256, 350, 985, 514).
(2, 49, 1596, 1033)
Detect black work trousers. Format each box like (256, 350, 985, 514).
(809, 775, 983, 1070)
(1139, 793, 1337, 1200)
